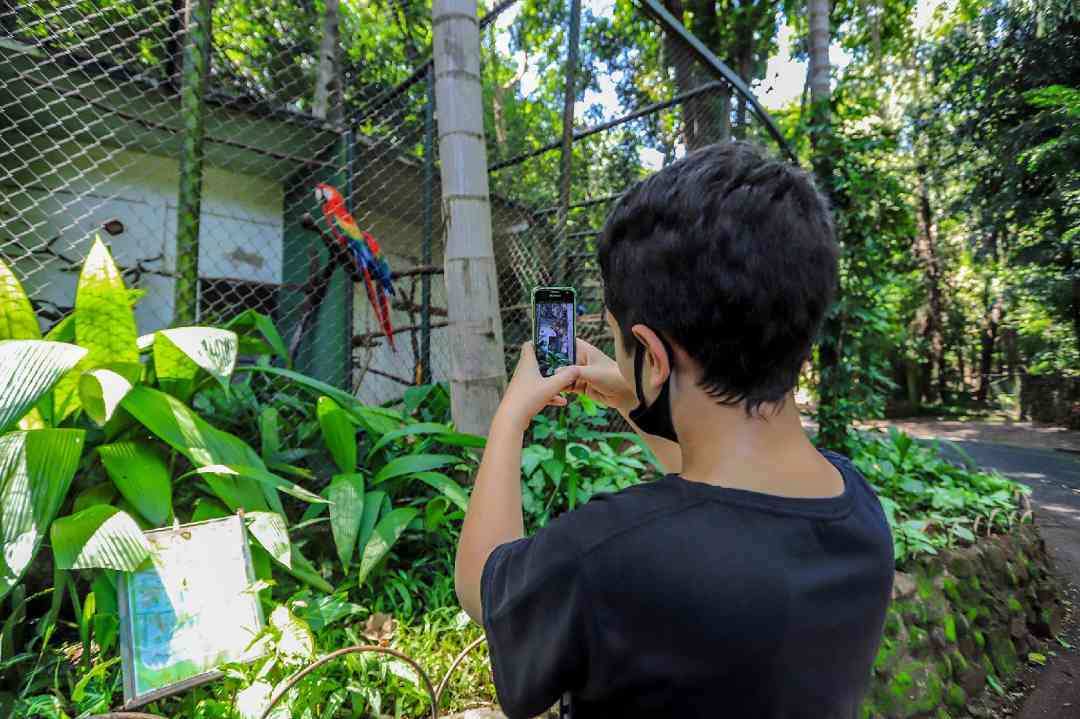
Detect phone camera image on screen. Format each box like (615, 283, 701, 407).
(534, 288, 576, 377)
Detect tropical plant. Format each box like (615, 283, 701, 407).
(521, 396, 662, 528)
(851, 429, 1030, 563)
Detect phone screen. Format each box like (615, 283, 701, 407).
(533, 287, 576, 378)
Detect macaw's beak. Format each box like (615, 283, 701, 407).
(314, 187, 324, 203)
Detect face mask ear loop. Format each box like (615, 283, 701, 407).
(633, 342, 647, 406)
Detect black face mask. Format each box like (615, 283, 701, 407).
(627, 337, 678, 443)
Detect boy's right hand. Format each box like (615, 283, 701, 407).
(572, 338, 637, 415)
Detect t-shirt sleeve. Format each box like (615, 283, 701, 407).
(481, 522, 588, 719)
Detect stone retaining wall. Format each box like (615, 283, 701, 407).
(1021, 373, 1080, 429)
(865, 521, 1064, 718)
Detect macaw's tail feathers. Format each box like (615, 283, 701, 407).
(378, 290, 396, 352)
(361, 270, 396, 351)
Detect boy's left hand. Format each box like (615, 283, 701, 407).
(495, 342, 581, 433)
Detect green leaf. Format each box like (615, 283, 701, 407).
(44, 314, 74, 342)
(244, 511, 291, 569)
(153, 327, 238, 391)
(411, 471, 469, 512)
(98, 440, 173, 527)
(373, 454, 460, 485)
(260, 407, 280, 460)
(91, 573, 119, 654)
(184, 464, 327, 505)
(120, 385, 269, 511)
(356, 508, 418, 588)
(0, 340, 87, 433)
(0, 259, 41, 340)
(78, 364, 139, 427)
(328, 473, 364, 567)
(55, 236, 138, 420)
(237, 365, 403, 434)
(318, 396, 357, 474)
(50, 505, 151, 571)
(224, 309, 290, 366)
(190, 497, 230, 523)
(367, 423, 451, 457)
(0, 429, 85, 601)
(71, 483, 116, 513)
(357, 489, 386, 555)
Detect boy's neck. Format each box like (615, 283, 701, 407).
(674, 390, 844, 499)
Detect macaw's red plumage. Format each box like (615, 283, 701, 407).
(314, 183, 397, 351)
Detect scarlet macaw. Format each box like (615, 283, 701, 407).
(314, 183, 397, 350)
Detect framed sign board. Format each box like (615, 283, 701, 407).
(117, 514, 266, 708)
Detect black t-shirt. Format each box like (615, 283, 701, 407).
(481, 449, 894, 719)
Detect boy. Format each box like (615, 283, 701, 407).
(455, 142, 894, 718)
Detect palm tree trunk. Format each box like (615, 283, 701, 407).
(432, 0, 507, 436)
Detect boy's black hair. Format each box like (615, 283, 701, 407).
(597, 141, 837, 416)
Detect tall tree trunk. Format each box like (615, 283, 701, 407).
(432, 0, 507, 437)
(174, 0, 211, 325)
(1073, 276, 1080, 358)
(663, 0, 730, 149)
(916, 168, 945, 403)
(313, 0, 343, 125)
(956, 339, 966, 395)
(807, 0, 846, 449)
(977, 279, 1003, 404)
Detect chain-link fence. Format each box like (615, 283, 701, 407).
(482, 0, 796, 375)
(1, 0, 794, 410)
(0, 0, 449, 408)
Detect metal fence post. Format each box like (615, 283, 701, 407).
(556, 0, 582, 284)
(173, 0, 212, 325)
(421, 66, 435, 386)
(345, 124, 356, 386)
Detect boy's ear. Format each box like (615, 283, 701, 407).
(629, 324, 672, 389)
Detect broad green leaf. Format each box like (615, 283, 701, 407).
(373, 454, 460, 485)
(260, 406, 280, 460)
(78, 365, 139, 427)
(0, 429, 85, 601)
(44, 314, 74, 342)
(245, 511, 291, 569)
(91, 572, 119, 654)
(236, 680, 286, 719)
(224, 309, 290, 366)
(190, 497, 230, 522)
(356, 490, 386, 555)
(269, 604, 315, 661)
(71, 483, 116, 513)
(411, 471, 470, 512)
(55, 236, 138, 420)
(153, 327, 238, 390)
(366, 422, 454, 457)
(119, 385, 269, 511)
(0, 340, 87, 433)
(237, 365, 403, 434)
(0, 259, 41, 340)
(51, 505, 151, 571)
(356, 508, 418, 588)
(328, 474, 364, 567)
(98, 441, 173, 527)
(318, 396, 356, 474)
(185, 464, 326, 505)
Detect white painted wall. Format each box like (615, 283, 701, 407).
(0, 137, 283, 334)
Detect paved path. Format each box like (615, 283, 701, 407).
(930, 437, 1080, 717)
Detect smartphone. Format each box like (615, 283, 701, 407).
(532, 286, 577, 377)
